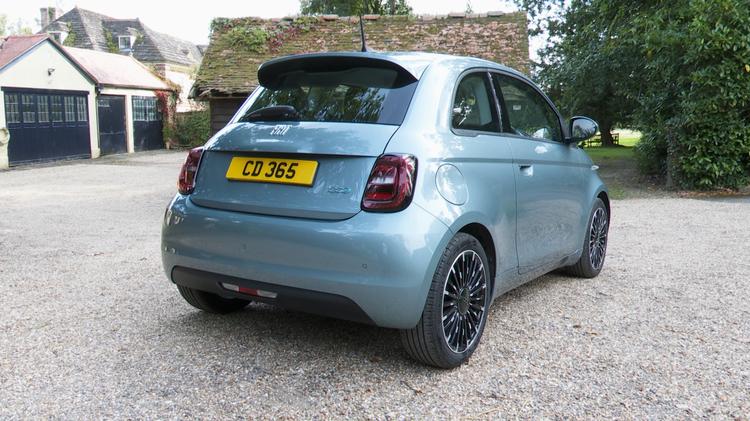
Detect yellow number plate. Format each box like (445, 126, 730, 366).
(226, 157, 318, 186)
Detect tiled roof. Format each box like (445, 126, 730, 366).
(64, 46, 171, 90)
(39, 7, 202, 67)
(0, 34, 48, 70)
(193, 12, 528, 98)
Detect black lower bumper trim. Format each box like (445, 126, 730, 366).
(171, 266, 375, 325)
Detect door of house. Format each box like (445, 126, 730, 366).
(3, 88, 91, 165)
(132, 96, 163, 151)
(97, 95, 127, 155)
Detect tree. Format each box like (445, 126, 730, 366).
(0, 14, 7, 36)
(516, 0, 750, 189)
(300, 0, 412, 16)
(516, 0, 642, 147)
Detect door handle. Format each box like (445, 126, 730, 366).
(519, 164, 534, 176)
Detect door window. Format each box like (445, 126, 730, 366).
(64, 96, 76, 122)
(37, 95, 50, 123)
(133, 97, 159, 121)
(77, 97, 88, 122)
(22, 95, 36, 123)
(493, 74, 562, 142)
(452, 72, 500, 133)
(51, 96, 63, 122)
(4, 93, 20, 124)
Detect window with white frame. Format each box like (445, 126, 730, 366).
(133, 98, 145, 121)
(37, 95, 50, 123)
(4, 94, 20, 124)
(64, 97, 76, 122)
(145, 97, 156, 121)
(22, 94, 36, 123)
(118, 36, 133, 50)
(133, 97, 159, 121)
(76, 97, 87, 121)
(51, 96, 63, 122)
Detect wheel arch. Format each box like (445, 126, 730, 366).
(596, 189, 610, 222)
(457, 222, 497, 295)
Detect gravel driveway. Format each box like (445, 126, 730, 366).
(1, 152, 748, 419)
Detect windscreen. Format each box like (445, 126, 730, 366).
(239, 67, 418, 125)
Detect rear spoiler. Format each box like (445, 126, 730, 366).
(258, 53, 421, 89)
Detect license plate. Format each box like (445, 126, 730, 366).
(225, 156, 318, 186)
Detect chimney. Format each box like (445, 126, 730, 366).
(40, 7, 61, 29)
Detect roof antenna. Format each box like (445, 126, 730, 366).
(358, 15, 370, 52)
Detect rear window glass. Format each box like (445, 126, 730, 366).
(239, 67, 417, 126)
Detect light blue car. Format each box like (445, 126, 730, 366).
(162, 52, 608, 368)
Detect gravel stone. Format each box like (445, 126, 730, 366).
(0, 151, 748, 419)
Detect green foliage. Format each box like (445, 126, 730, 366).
(631, 0, 750, 189)
(225, 27, 270, 53)
(103, 30, 118, 53)
(62, 29, 76, 46)
(634, 133, 668, 177)
(526, 0, 640, 146)
(517, 0, 750, 189)
(300, 0, 412, 16)
(0, 14, 7, 36)
(172, 110, 211, 147)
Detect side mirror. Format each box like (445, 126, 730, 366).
(567, 116, 598, 144)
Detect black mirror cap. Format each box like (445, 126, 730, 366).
(566, 116, 599, 144)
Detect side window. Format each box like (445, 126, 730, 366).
(493, 74, 562, 142)
(452, 72, 500, 133)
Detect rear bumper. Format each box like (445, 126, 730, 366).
(161, 195, 451, 329)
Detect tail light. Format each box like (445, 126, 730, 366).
(362, 154, 417, 212)
(178, 147, 203, 194)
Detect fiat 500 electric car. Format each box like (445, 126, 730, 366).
(161, 52, 609, 368)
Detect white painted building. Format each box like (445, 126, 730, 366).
(0, 34, 173, 169)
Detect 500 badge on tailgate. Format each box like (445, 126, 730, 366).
(226, 157, 318, 186)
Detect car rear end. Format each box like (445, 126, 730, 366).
(161, 53, 451, 329)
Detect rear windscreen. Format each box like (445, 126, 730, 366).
(239, 67, 418, 125)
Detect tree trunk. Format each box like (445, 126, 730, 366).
(600, 124, 615, 147)
(388, 0, 396, 14)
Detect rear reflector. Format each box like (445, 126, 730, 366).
(361, 154, 417, 212)
(221, 282, 278, 299)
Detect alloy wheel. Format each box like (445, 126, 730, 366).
(441, 250, 487, 353)
(589, 207, 608, 270)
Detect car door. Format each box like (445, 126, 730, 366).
(491, 73, 586, 274)
(447, 71, 518, 283)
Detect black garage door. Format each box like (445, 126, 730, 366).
(132, 96, 163, 151)
(97, 95, 127, 155)
(3, 88, 91, 165)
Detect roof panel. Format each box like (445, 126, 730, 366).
(64, 46, 170, 90)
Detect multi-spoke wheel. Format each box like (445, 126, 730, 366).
(564, 198, 609, 278)
(442, 250, 487, 353)
(401, 233, 491, 368)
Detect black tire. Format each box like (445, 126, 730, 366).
(177, 285, 250, 314)
(400, 233, 491, 369)
(564, 198, 609, 278)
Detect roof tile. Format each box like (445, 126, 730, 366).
(194, 12, 529, 98)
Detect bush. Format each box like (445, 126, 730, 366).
(634, 0, 750, 189)
(173, 110, 210, 148)
(634, 133, 668, 178)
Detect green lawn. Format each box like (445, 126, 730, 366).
(582, 130, 640, 162)
(583, 146, 635, 161)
